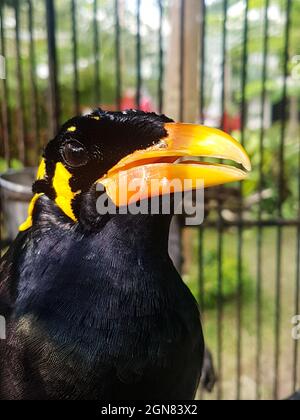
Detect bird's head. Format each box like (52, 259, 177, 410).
(20, 109, 251, 231)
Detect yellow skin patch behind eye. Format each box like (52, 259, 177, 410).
(67, 126, 77, 132)
(67, 125, 77, 133)
(36, 159, 46, 179)
(19, 160, 79, 232)
(53, 163, 79, 222)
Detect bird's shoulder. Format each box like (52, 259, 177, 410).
(0, 231, 30, 317)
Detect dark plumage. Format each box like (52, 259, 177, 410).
(0, 110, 203, 400)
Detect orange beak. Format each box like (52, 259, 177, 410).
(98, 123, 251, 207)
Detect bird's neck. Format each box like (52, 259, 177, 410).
(16, 196, 181, 358)
(100, 213, 172, 254)
(72, 186, 173, 253)
(32, 194, 173, 258)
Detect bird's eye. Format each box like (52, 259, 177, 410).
(62, 141, 88, 168)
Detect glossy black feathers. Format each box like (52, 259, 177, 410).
(0, 197, 203, 400)
(0, 111, 203, 400)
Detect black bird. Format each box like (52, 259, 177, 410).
(0, 110, 251, 400)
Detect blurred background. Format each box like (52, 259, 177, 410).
(0, 0, 299, 400)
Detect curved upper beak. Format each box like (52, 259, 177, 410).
(98, 123, 252, 207)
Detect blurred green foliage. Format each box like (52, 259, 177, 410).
(0, 157, 23, 173)
(2, 0, 160, 121)
(185, 249, 254, 310)
(207, 0, 300, 103)
(238, 125, 300, 219)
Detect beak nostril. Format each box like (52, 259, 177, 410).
(152, 139, 168, 150)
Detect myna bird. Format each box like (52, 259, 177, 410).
(0, 110, 251, 400)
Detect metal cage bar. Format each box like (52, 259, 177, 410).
(28, 0, 40, 156)
(294, 130, 300, 392)
(157, 0, 164, 114)
(0, 3, 10, 166)
(45, 0, 60, 137)
(14, 0, 26, 164)
(274, 0, 292, 400)
(93, 0, 101, 107)
(115, 0, 122, 110)
(198, 0, 206, 401)
(216, 0, 229, 400)
(179, 0, 185, 122)
(71, 0, 80, 115)
(256, 0, 270, 400)
(198, 0, 206, 311)
(236, 0, 249, 400)
(136, 0, 142, 109)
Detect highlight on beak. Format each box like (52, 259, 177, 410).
(98, 123, 252, 207)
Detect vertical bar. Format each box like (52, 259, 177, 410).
(293, 134, 300, 392)
(71, 0, 80, 115)
(93, 0, 101, 107)
(0, 3, 10, 166)
(173, 0, 186, 284)
(256, 0, 270, 401)
(220, 0, 228, 130)
(292, 0, 300, 392)
(274, 0, 292, 400)
(46, 0, 60, 137)
(198, 0, 206, 304)
(28, 0, 40, 156)
(198, 229, 205, 316)
(199, 0, 206, 125)
(136, 0, 142, 109)
(14, 0, 26, 164)
(198, 226, 205, 402)
(157, 0, 164, 114)
(179, 0, 185, 121)
(198, 0, 206, 400)
(236, 0, 249, 401)
(216, 0, 228, 400)
(216, 222, 224, 400)
(115, 0, 121, 110)
(293, 61, 300, 393)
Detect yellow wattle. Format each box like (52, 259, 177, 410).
(19, 193, 44, 232)
(53, 162, 78, 222)
(19, 159, 46, 232)
(19, 160, 79, 232)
